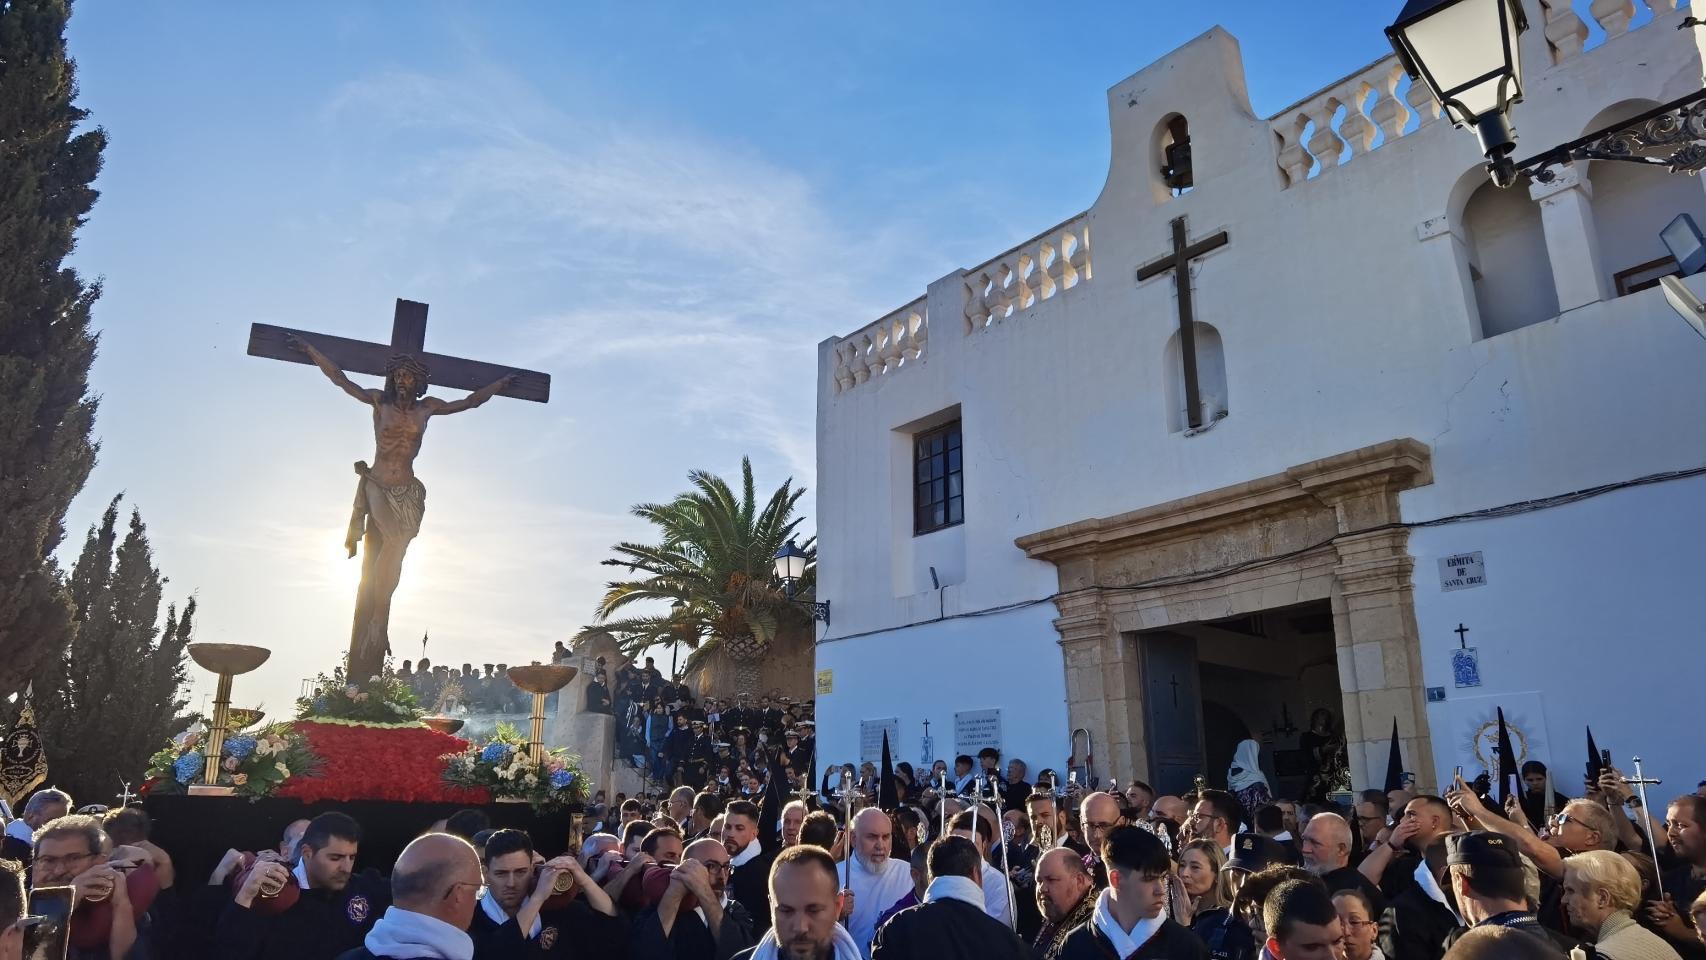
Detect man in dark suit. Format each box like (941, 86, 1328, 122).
(1377, 839, 1460, 960)
(724, 798, 779, 937)
(871, 836, 1028, 960)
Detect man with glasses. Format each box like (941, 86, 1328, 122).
(334, 833, 480, 960)
(636, 836, 755, 960)
(1188, 790, 1242, 859)
(1079, 793, 1126, 888)
(32, 814, 143, 959)
(1352, 794, 1389, 853)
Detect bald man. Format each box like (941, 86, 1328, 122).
(1079, 793, 1125, 888)
(1300, 812, 1386, 916)
(1150, 797, 1188, 829)
(1033, 848, 1096, 960)
(636, 837, 756, 960)
(845, 808, 913, 958)
(337, 833, 480, 960)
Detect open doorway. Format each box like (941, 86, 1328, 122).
(1136, 599, 1341, 798)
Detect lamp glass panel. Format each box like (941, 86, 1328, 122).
(1401, 0, 1510, 120)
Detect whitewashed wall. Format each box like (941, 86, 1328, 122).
(815, 9, 1706, 791)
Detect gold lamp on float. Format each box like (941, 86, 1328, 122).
(186, 643, 272, 796)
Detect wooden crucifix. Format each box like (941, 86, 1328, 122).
(1135, 216, 1229, 429)
(247, 299, 552, 685)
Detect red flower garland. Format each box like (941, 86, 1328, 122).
(275, 721, 491, 804)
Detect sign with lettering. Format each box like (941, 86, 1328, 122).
(1438, 552, 1487, 592)
(954, 709, 1003, 758)
(860, 718, 899, 765)
(815, 669, 833, 696)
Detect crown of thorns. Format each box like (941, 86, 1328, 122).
(384, 354, 431, 397)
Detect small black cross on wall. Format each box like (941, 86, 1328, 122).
(1136, 216, 1229, 429)
(1455, 623, 1470, 649)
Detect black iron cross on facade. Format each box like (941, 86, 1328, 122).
(1136, 216, 1229, 429)
(1455, 624, 1470, 649)
(247, 299, 552, 403)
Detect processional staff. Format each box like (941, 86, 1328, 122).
(990, 773, 1017, 931)
(1625, 757, 1666, 901)
(838, 770, 858, 890)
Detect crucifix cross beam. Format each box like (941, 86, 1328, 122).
(247, 298, 551, 403)
(1135, 216, 1229, 429)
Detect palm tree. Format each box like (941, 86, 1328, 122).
(586, 457, 815, 691)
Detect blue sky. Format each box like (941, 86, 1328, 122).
(58, 1, 1507, 710)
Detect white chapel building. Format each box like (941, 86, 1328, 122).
(812, 5, 1706, 799)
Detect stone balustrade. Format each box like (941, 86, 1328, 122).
(1271, 0, 1676, 188)
(831, 297, 928, 393)
(1271, 56, 1432, 189)
(962, 214, 1093, 332)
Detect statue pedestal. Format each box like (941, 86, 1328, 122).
(547, 653, 615, 798)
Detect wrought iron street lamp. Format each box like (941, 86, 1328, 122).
(1388, 0, 1706, 187)
(772, 538, 830, 625)
(1387, 0, 1528, 186)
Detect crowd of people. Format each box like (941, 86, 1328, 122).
(587, 654, 817, 799)
(393, 661, 532, 715)
(1, 735, 1702, 960)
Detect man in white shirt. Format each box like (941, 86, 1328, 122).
(1, 789, 69, 867)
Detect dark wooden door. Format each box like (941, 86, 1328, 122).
(1141, 631, 1206, 796)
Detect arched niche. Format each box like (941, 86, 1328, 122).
(1462, 178, 1558, 338)
(1151, 113, 1195, 203)
(1162, 321, 1229, 433)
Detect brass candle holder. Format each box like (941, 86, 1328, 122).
(505, 663, 577, 762)
(187, 643, 271, 795)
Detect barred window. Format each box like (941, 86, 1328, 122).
(913, 421, 963, 535)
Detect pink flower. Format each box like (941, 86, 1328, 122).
(222, 757, 240, 772)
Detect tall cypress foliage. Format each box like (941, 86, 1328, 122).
(32, 497, 194, 804)
(0, 0, 106, 694)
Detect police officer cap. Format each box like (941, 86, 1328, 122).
(1446, 830, 1521, 869)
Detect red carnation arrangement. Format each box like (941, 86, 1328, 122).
(275, 721, 490, 804)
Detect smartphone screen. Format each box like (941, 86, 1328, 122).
(24, 884, 73, 960)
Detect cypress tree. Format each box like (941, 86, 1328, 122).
(0, 0, 106, 694)
(33, 498, 194, 803)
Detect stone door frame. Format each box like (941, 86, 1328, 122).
(1015, 438, 1438, 793)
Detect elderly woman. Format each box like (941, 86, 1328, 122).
(1561, 850, 1684, 960)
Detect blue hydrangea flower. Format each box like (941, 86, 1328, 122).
(223, 736, 257, 760)
(480, 743, 511, 763)
(174, 751, 204, 784)
(550, 769, 575, 790)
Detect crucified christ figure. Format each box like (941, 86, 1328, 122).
(288, 334, 514, 684)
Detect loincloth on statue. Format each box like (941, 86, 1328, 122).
(345, 462, 427, 557)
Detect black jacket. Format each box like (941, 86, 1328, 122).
(219, 872, 390, 960)
(632, 899, 754, 960)
(465, 900, 628, 959)
(1055, 917, 1207, 960)
(1190, 908, 1255, 960)
(1377, 885, 1459, 960)
(872, 898, 1030, 960)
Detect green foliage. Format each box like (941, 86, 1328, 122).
(0, 0, 107, 694)
(585, 456, 815, 664)
(441, 722, 585, 810)
(29, 497, 195, 804)
(146, 722, 321, 799)
(297, 660, 423, 723)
